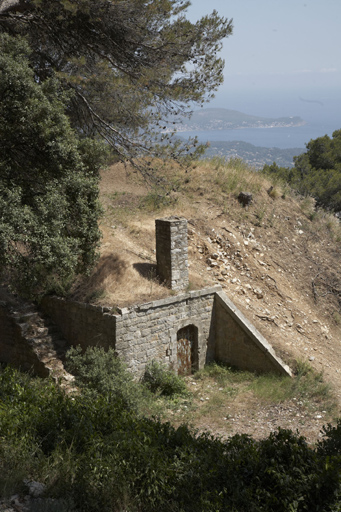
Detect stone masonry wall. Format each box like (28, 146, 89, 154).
(214, 291, 291, 376)
(155, 217, 189, 291)
(1, 286, 291, 378)
(41, 287, 219, 376)
(115, 287, 219, 375)
(41, 297, 117, 351)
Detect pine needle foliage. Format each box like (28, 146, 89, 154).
(0, 0, 233, 176)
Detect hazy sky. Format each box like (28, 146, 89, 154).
(186, 0, 341, 117)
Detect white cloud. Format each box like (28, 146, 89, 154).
(319, 67, 337, 73)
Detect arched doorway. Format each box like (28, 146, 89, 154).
(177, 325, 198, 375)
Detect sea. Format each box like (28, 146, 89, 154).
(179, 122, 337, 150)
(179, 90, 341, 150)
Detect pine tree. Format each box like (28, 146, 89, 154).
(0, 0, 233, 175)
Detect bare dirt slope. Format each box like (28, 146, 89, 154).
(71, 160, 341, 442)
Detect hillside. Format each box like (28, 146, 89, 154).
(70, 158, 341, 443)
(171, 107, 306, 131)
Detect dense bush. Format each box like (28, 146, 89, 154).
(65, 346, 146, 412)
(141, 360, 188, 397)
(0, 34, 105, 298)
(262, 130, 341, 212)
(1, 363, 341, 511)
(317, 419, 341, 456)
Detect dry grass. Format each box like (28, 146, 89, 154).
(70, 158, 340, 309)
(63, 156, 341, 441)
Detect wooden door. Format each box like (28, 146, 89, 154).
(177, 325, 196, 375)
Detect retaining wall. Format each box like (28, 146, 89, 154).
(41, 286, 291, 377)
(214, 291, 291, 376)
(41, 298, 117, 352)
(42, 286, 219, 376)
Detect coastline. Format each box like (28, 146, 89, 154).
(173, 120, 307, 131)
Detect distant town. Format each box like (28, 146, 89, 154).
(201, 140, 304, 169)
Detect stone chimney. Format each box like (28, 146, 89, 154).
(155, 217, 189, 292)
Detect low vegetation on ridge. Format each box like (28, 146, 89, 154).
(262, 129, 341, 212)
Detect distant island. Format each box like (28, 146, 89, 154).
(172, 108, 306, 131)
(169, 107, 306, 168)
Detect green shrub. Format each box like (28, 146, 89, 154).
(65, 346, 146, 412)
(1, 365, 341, 511)
(141, 361, 187, 397)
(0, 34, 105, 298)
(138, 189, 175, 211)
(317, 419, 341, 456)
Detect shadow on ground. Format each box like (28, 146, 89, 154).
(133, 262, 158, 281)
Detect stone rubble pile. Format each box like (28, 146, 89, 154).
(189, 226, 266, 299)
(188, 223, 335, 373)
(1, 289, 74, 386)
(0, 480, 70, 512)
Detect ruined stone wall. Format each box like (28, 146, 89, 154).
(41, 297, 117, 351)
(41, 287, 219, 376)
(0, 304, 17, 364)
(1, 287, 291, 378)
(0, 303, 49, 375)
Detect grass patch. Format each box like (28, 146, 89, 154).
(249, 360, 335, 411)
(84, 287, 106, 303)
(210, 157, 262, 197)
(148, 361, 337, 444)
(300, 196, 316, 218)
(307, 208, 341, 243)
(254, 204, 268, 226)
(138, 189, 174, 211)
(106, 203, 135, 227)
(333, 311, 341, 325)
(189, 157, 265, 210)
(193, 362, 254, 386)
(165, 362, 337, 429)
(267, 186, 281, 199)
